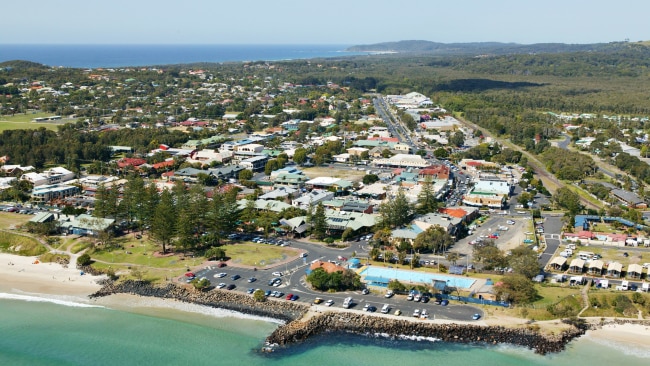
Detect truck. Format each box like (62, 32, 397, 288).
(342, 297, 353, 309)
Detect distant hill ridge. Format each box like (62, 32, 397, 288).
(346, 40, 650, 56)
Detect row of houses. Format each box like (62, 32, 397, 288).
(548, 257, 647, 279)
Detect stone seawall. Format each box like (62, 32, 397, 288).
(90, 280, 309, 323)
(266, 312, 587, 355)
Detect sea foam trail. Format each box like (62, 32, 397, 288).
(0, 292, 106, 308)
(110, 295, 285, 325)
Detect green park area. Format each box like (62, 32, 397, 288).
(0, 112, 67, 131)
(221, 242, 299, 267)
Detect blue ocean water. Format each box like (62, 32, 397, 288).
(0, 44, 367, 68)
(0, 295, 648, 366)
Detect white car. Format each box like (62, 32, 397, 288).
(215, 272, 227, 278)
(325, 299, 334, 307)
(384, 290, 394, 298)
(272, 271, 283, 277)
(216, 283, 226, 289)
(506, 220, 515, 225)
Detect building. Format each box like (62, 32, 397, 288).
(58, 214, 115, 236)
(373, 154, 428, 168)
(462, 180, 511, 209)
(21, 167, 75, 187)
(419, 164, 451, 180)
(240, 156, 269, 172)
(292, 189, 335, 210)
(610, 189, 647, 208)
(31, 184, 79, 202)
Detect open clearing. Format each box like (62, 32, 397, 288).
(221, 242, 298, 267)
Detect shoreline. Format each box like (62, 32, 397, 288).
(2, 252, 650, 356)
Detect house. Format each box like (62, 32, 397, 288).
(419, 164, 451, 180)
(354, 182, 388, 200)
(237, 198, 292, 213)
(332, 153, 350, 163)
(587, 260, 604, 276)
(259, 187, 299, 201)
(548, 257, 567, 271)
(273, 173, 309, 188)
(462, 180, 511, 209)
(568, 258, 585, 274)
(240, 156, 269, 172)
(607, 262, 623, 278)
(1, 165, 34, 176)
(305, 177, 353, 193)
(627, 263, 643, 279)
(208, 165, 246, 181)
(21, 167, 75, 187)
(341, 201, 373, 214)
(58, 214, 115, 236)
(611, 189, 646, 208)
(292, 189, 335, 210)
(187, 149, 233, 165)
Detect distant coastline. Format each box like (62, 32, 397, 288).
(0, 44, 370, 68)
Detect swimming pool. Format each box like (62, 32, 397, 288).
(359, 266, 475, 289)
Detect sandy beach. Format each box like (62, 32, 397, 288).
(0, 252, 104, 300)
(584, 322, 650, 349)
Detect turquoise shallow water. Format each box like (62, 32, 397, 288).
(0, 296, 647, 366)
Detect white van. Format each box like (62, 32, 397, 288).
(381, 304, 390, 314)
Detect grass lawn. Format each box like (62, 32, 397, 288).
(301, 166, 366, 181)
(220, 242, 299, 267)
(0, 212, 34, 229)
(0, 231, 46, 256)
(0, 112, 69, 131)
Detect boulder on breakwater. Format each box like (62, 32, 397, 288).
(266, 312, 586, 355)
(90, 280, 308, 322)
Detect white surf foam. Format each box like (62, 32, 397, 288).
(0, 292, 105, 309)
(108, 295, 285, 325)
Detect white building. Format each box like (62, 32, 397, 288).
(21, 167, 75, 187)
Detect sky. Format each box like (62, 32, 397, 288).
(3, 0, 649, 45)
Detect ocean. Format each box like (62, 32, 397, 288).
(0, 44, 368, 68)
(0, 294, 648, 366)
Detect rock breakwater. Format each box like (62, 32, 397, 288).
(90, 280, 308, 322)
(267, 312, 586, 355)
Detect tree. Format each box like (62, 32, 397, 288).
(378, 189, 413, 229)
(413, 226, 454, 253)
(473, 241, 506, 269)
(150, 190, 176, 254)
(362, 174, 379, 185)
(507, 246, 541, 278)
(239, 169, 253, 181)
(311, 202, 327, 239)
(205, 247, 226, 261)
(192, 277, 211, 291)
(433, 147, 449, 159)
(387, 279, 407, 292)
(77, 253, 92, 267)
(446, 252, 460, 266)
(253, 289, 267, 302)
(416, 176, 439, 214)
(293, 148, 308, 165)
(552, 187, 584, 215)
(494, 274, 538, 304)
(450, 131, 465, 147)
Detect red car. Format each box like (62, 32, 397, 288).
(489, 234, 499, 239)
(184, 272, 196, 278)
(286, 293, 294, 300)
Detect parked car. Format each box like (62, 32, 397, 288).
(246, 288, 255, 294)
(231, 274, 240, 280)
(286, 293, 294, 300)
(406, 293, 414, 301)
(440, 299, 449, 306)
(314, 297, 323, 304)
(290, 294, 299, 301)
(472, 313, 481, 320)
(216, 283, 226, 289)
(394, 309, 402, 316)
(361, 288, 369, 295)
(247, 277, 256, 283)
(384, 290, 394, 298)
(412, 309, 420, 317)
(325, 299, 334, 307)
(215, 272, 227, 278)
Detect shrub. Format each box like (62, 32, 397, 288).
(77, 253, 92, 266)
